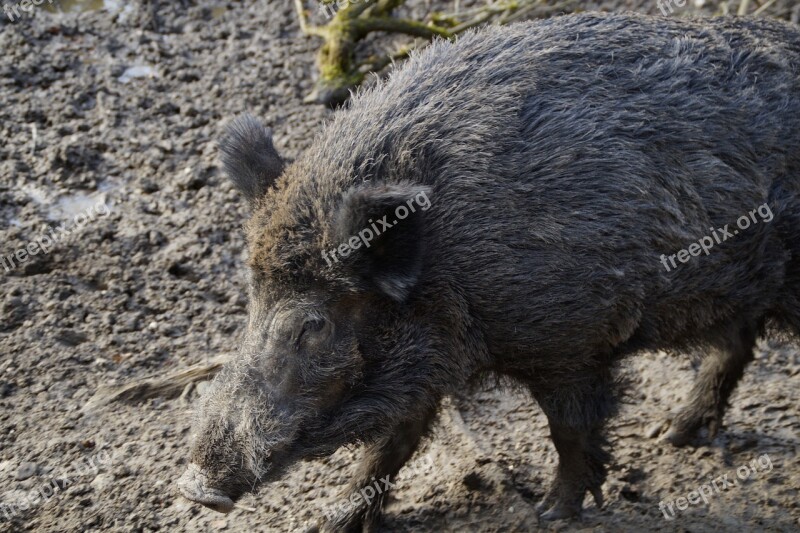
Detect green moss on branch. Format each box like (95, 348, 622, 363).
(296, 0, 539, 106)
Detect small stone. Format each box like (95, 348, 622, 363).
(55, 329, 88, 346)
(91, 473, 114, 492)
(118, 65, 156, 84)
(156, 140, 174, 153)
(195, 381, 210, 397)
(139, 180, 159, 194)
(16, 462, 37, 481)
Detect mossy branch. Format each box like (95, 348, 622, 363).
(296, 0, 541, 106)
(353, 17, 454, 39)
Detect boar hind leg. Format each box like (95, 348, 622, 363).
(530, 368, 615, 521)
(318, 411, 436, 533)
(666, 322, 758, 447)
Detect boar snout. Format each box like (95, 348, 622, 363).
(177, 463, 235, 514)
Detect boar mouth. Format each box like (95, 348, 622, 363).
(177, 463, 236, 514)
(178, 448, 296, 514)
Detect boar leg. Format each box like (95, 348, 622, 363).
(318, 410, 436, 533)
(530, 369, 614, 521)
(666, 323, 757, 447)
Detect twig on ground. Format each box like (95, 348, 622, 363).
(82, 357, 227, 412)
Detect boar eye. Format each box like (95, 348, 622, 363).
(299, 318, 325, 341)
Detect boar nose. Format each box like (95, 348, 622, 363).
(177, 463, 235, 514)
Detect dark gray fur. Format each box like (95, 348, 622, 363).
(219, 115, 284, 203)
(179, 12, 800, 531)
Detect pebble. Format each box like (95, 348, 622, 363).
(196, 381, 210, 397)
(118, 65, 157, 84)
(16, 462, 37, 481)
(91, 473, 114, 492)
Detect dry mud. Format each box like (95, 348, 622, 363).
(0, 1, 798, 532)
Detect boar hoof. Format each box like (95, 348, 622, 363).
(536, 491, 583, 522)
(664, 425, 693, 447)
(537, 502, 582, 522)
(664, 410, 721, 447)
(536, 481, 603, 521)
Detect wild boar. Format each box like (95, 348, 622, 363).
(178, 12, 800, 531)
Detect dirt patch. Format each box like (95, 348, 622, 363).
(0, 1, 798, 532)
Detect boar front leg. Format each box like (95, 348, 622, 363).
(314, 411, 436, 533)
(530, 367, 615, 520)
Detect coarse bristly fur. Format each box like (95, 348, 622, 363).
(179, 12, 800, 531)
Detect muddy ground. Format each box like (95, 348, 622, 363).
(0, 1, 798, 532)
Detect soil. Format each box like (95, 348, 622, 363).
(0, 1, 798, 532)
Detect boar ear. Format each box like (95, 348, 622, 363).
(219, 115, 285, 204)
(334, 184, 432, 302)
